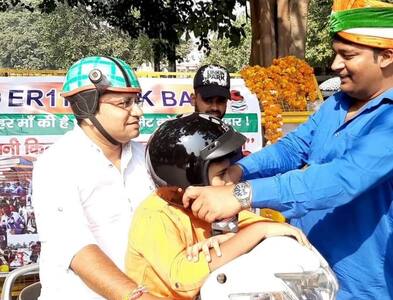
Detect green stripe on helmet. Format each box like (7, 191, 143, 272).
(115, 57, 141, 88)
(62, 56, 141, 95)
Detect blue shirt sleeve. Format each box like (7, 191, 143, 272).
(238, 104, 393, 219)
(238, 108, 323, 179)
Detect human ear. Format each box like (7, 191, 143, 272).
(191, 92, 196, 106)
(379, 49, 393, 69)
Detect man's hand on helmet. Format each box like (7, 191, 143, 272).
(223, 164, 243, 185)
(182, 185, 242, 223)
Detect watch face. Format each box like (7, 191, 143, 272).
(233, 182, 251, 209)
(234, 182, 249, 199)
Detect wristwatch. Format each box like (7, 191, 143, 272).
(233, 181, 252, 209)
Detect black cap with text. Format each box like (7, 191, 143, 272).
(193, 64, 231, 99)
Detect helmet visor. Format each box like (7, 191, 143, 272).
(200, 123, 246, 161)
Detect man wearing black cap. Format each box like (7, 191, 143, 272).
(191, 64, 231, 119)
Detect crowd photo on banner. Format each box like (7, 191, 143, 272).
(0, 176, 39, 271)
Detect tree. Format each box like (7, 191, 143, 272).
(249, 0, 310, 67)
(0, 4, 156, 69)
(0, 10, 48, 69)
(305, 0, 334, 73)
(0, 0, 248, 71)
(201, 16, 251, 73)
(7, 0, 385, 72)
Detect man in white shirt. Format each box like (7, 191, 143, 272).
(32, 56, 167, 300)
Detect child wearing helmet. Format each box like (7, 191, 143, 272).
(125, 113, 309, 299)
(33, 56, 159, 300)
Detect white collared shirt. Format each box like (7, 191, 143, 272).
(32, 126, 154, 300)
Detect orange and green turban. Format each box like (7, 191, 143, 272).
(329, 0, 393, 48)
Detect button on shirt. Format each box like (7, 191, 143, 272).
(32, 126, 154, 300)
(237, 89, 393, 299)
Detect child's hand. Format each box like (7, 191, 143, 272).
(260, 221, 311, 249)
(186, 232, 236, 262)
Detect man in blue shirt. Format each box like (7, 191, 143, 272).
(182, 1, 393, 299)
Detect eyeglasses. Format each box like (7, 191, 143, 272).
(100, 94, 144, 111)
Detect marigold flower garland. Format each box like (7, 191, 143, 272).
(240, 56, 318, 144)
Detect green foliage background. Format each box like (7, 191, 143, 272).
(0, 4, 153, 69)
(1, 0, 392, 72)
(201, 16, 251, 73)
(305, 0, 334, 73)
(0, 4, 193, 70)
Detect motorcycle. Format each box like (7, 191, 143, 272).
(199, 236, 339, 300)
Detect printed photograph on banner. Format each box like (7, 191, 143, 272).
(5, 234, 40, 270)
(0, 135, 61, 272)
(0, 153, 37, 271)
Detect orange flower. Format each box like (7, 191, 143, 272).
(240, 56, 319, 144)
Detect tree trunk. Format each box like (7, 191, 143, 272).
(167, 43, 177, 72)
(250, 0, 310, 67)
(153, 52, 161, 72)
(250, 0, 276, 67)
(153, 43, 161, 72)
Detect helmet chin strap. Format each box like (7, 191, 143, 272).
(72, 90, 121, 146)
(88, 90, 121, 146)
(87, 67, 123, 146)
(87, 114, 121, 146)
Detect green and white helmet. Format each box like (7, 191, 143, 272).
(61, 56, 141, 145)
(61, 56, 141, 97)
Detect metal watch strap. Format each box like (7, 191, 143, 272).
(233, 181, 252, 209)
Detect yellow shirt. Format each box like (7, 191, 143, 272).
(125, 192, 267, 299)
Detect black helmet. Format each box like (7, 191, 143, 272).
(146, 113, 246, 189)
